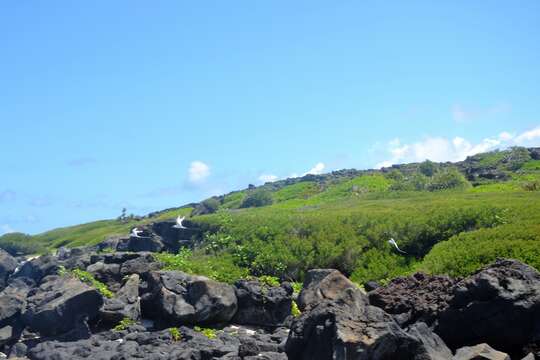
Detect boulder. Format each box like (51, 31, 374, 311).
(0, 278, 32, 346)
(151, 220, 201, 252)
(297, 269, 368, 311)
(368, 272, 456, 326)
(0, 249, 18, 290)
(436, 259, 540, 354)
(364, 280, 381, 292)
(119, 253, 160, 277)
(286, 269, 452, 360)
(233, 280, 293, 327)
(142, 271, 237, 326)
(86, 262, 121, 290)
(99, 274, 141, 324)
(453, 343, 510, 360)
(22, 275, 103, 336)
(26, 326, 248, 360)
(11, 255, 59, 284)
(89, 251, 141, 265)
(116, 228, 165, 252)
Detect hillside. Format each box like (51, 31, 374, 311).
(2, 146, 540, 284)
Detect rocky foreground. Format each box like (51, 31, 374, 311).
(0, 223, 538, 359)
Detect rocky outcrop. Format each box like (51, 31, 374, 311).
(368, 272, 457, 327)
(0, 278, 31, 346)
(436, 259, 540, 355)
(22, 275, 103, 336)
(1, 239, 540, 360)
(453, 343, 511, 360)
(12, 255, 59, 284)
(151, 220, 201, 252)
(233, 279, 293, 327)
(117, 232, 165, 252)
(142, 271, 238, 326)
(0, 249, 18, 290)
(297, 269, 367, 311)
(99, 274, 141, 324)
(286, 269, 452, 360)
(27, 324, 287, 360)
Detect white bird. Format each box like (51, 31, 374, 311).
(131, 227, 144, 238)
(388, 238, 407, 254)
(173, 216, 187, 229)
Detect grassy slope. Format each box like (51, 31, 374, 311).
(2, 148, 539, 284)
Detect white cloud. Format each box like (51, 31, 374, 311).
(375, 125, 540, 168)
(515, 126, 540, 144)
(188, 161, 210, 183)
(0, 224, 15, 236)
(258, 174, 279, 184)
(304, 162, 326, 175)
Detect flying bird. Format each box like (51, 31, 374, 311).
(388, 238, 407, 254)
(131, 228, 144, 238)
(173, 216, 187, 229)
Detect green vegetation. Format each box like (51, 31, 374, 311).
(113, 317, 136, 331)
(257, 275, 280, 287)
(194, 326, 217, 339)
(291, 300, 301, 317)
(273, 182, 319, 202)
(0, 207, 192, 254)
(3, 147, 540, 288)
(169, 327, 182, 341)
(155, 247, 249, 284)
(240, 189, 273, 208)
(71, 268, 114, 298)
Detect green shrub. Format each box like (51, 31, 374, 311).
(194, 326, 217, 339)
(257, 275, 280, 287)
(169, 327, 182, 341)
(291, 300, 301, 317)
(241, 190, 273, 208)
(419, 160, 437, 177)
(350, 249, 417, 284)
(291, 282, 303, 295)
(113, 317, 135, 331)
(522, 180, 540, 191)
(427, 168, 470, 191)
(71, 268, 114, 298)
(155, 249, 249, 285)
(419, 223, 540, 277)
(389, 172, 429, 191)
(0, 232, 46, 255)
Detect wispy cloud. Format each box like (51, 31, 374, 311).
(376, 125, 540, 168)
(0, 190, 16, 203)
(304, 162, 326, 175)
(258, 174, 279, 184)
(452, 103, 511, 123)
(188, 161, 211, 184)
(0, 224, 15, 236)
(67, 157, 97, 167)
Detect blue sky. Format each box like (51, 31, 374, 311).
(1, 1, 539, 235)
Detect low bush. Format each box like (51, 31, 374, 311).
(71, 268, 114, 298)
(240, 190, 273, 208)
(113, 317, 135, 331)
(155, 248, 249, 284)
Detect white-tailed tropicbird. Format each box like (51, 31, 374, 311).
(173, 216, 187, 229)
(388, 238, 407, 254)
(131, 228, 144, 238)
